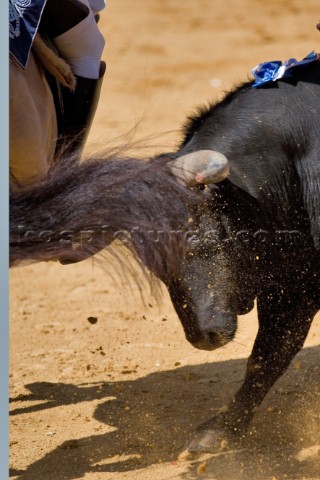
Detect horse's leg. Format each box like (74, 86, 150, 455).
(10, 53, 58, 186)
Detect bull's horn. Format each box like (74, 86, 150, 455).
(170, 150, 229, 186)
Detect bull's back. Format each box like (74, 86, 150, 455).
(181, 61, 320, 253)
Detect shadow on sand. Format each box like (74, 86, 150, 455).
(10, 345, 320, 480)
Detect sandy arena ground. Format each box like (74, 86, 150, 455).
(10, 1, 320, 479)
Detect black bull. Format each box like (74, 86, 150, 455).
(10, 61, 320, 452)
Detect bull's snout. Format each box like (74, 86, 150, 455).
(186, 311, 237, 351)
(191, 329, 234, 351)
(192, 331, 231, 351)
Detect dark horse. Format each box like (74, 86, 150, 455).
(10, 60, 320, 453)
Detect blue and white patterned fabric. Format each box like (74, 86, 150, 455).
(9, 0, 47, 68)
(252, 51, 320, 88)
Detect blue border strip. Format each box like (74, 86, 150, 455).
(1, 2, 9, 479)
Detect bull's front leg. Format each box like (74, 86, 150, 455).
(187, 287, 317, 453)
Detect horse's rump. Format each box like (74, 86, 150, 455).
(10, 51, 58, 186)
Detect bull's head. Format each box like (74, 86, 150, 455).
(167, 150, 254, 351)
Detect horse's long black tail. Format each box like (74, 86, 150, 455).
(10, 154, 199, 280)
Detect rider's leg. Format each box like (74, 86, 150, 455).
(57, 60, 106, 157)
(52, 0, 105, 79)
(39, 0, 90, 38)
(39, 0, 106, 155)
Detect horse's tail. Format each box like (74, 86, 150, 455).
(10, 154, 199, 281)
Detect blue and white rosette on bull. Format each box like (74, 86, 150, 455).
(9, 0, 47, 68)
(252, 51, 320, 87)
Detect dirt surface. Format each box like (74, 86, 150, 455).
(10, 1, 320, 479)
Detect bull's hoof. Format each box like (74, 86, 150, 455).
(187, 429, 230, 454)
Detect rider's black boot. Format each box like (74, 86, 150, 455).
(56, 60, 106, 157)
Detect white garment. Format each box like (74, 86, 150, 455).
(88, 0, 106, 15)
(53, 0, 106, 79)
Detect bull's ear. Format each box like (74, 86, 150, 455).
(170, 150, 229, 187)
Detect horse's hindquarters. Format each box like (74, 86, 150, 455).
(10, 53, 58, 185)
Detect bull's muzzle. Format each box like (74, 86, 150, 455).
(191, 331, 231, 351)
(185, 310, 237, 351)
